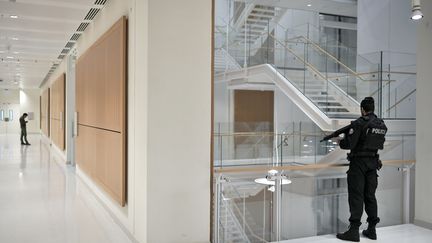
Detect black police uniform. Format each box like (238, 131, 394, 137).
(339, 112, 387, 229)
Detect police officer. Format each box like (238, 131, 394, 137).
(335, 97, 387, 242)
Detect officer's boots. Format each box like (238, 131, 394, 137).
(336, 224, 360, 242)
(362, 223, 377, 240)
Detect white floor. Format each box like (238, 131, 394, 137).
(0, 134, 133, 243)
(280, 224, 432, 243)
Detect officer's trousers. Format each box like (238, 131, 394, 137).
(347, 157, 380, 227)
(21, 127, 29, 144)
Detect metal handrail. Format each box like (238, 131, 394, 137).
(386, 89, 416, 113)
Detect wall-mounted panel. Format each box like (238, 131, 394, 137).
(75, 17, 127, 206)
(50, 73, 65, 150)
(40, 89, 50, 137)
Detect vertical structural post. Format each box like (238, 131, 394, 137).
(280, 134, 283, 166)
(402, 166, 411, 224)
(244, 8, 247, 68)
(215, 175, 222, 243)
(387, 64, 391, 118)
(243, 193, 246, 232)
(378, 51, 383, 118)
(263, 187, 266, 240)
(275, 173, 282, 241)
(267, 19, 270, 64)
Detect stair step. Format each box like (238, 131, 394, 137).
(321, 107, 350, 112)
(318, 105, 345, 108)
(251, 8, 278, 14)
(326, 111, 357, 115)
(249, 13, 276, 19)
(317, 102, 342, 106)
(308, 95, 336, 99)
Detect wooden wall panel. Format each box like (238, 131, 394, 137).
(40, 88, 50, 137)
(75, 17, 127, 206)
(50, 74, 65, 150)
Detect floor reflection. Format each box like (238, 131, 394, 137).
(0, 134, 132, 243)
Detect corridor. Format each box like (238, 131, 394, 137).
(0, 134, 133, 243)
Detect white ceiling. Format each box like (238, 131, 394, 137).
(0, 0, 96, 89)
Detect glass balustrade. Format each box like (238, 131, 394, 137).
(215, 18, 416, 120)
(213, 157, 415, 242)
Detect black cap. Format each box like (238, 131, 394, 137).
(360, 97, 374, 112)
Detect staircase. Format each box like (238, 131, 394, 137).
(215, 48, 242, 73)
(219, 196, 251, 243)
(219, 183, 270, 243)
(281, 70, 360, 119)
(231, 4, 285, 58)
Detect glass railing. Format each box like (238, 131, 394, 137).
(214, 122, 415, 168)
(215, 18, 416, 120)
(213, 158, 415, 242)
(361, 51, 416, 119)
(216, 21, 364, 119)
(214, 122, 334, 168)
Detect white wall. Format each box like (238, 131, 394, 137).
(20, 89, 40, 133)
(40, 0, 212, 242)
(146, 0, 211, 242)
(357, 0, 417, 118)
(0, 89, 20, 134)
(41, 0, 139, 239)
(415, 0, 432, 228)
(357, 0, 417, 56)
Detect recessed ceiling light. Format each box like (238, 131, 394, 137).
(11, 37, 19, 40)
(307, 4, 312, 7)
(6, 56, 14, 59)
(10, 15, 18, 19)
(13, 51, 19, 54)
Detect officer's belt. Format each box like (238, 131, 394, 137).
(348, 152, 378, 158)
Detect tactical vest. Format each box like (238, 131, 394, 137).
(361, 116, 387, 150)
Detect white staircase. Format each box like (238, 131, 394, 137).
(231, 4, 285, 59)
(215, 64, 356, 131)
(220, 197, 251, 243)
(215, 48, 242, 74)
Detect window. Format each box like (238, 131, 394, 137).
(9, 109, 13, 121)
(0, 110, 4, 121)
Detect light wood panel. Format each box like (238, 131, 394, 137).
(40, 88, 50, 137)
(75, 17, 127, 206)
(50, 73, 65, 150)
(76, 125, 124, 202)
(76, 18, 126, 132)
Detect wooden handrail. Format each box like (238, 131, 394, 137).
(213, 131, 325, 137)
(214, 159, 415, 174)
(293, 36, 367, 81)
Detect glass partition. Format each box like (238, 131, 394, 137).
(214, 159, 414, 242)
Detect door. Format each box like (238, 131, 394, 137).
(234, 90, 274, 159)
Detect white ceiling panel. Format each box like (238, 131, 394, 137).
(0, 0, 102, 89)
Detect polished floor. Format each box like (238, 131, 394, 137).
(0, 134, 133, 243)
(281, 224, 432, 243)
